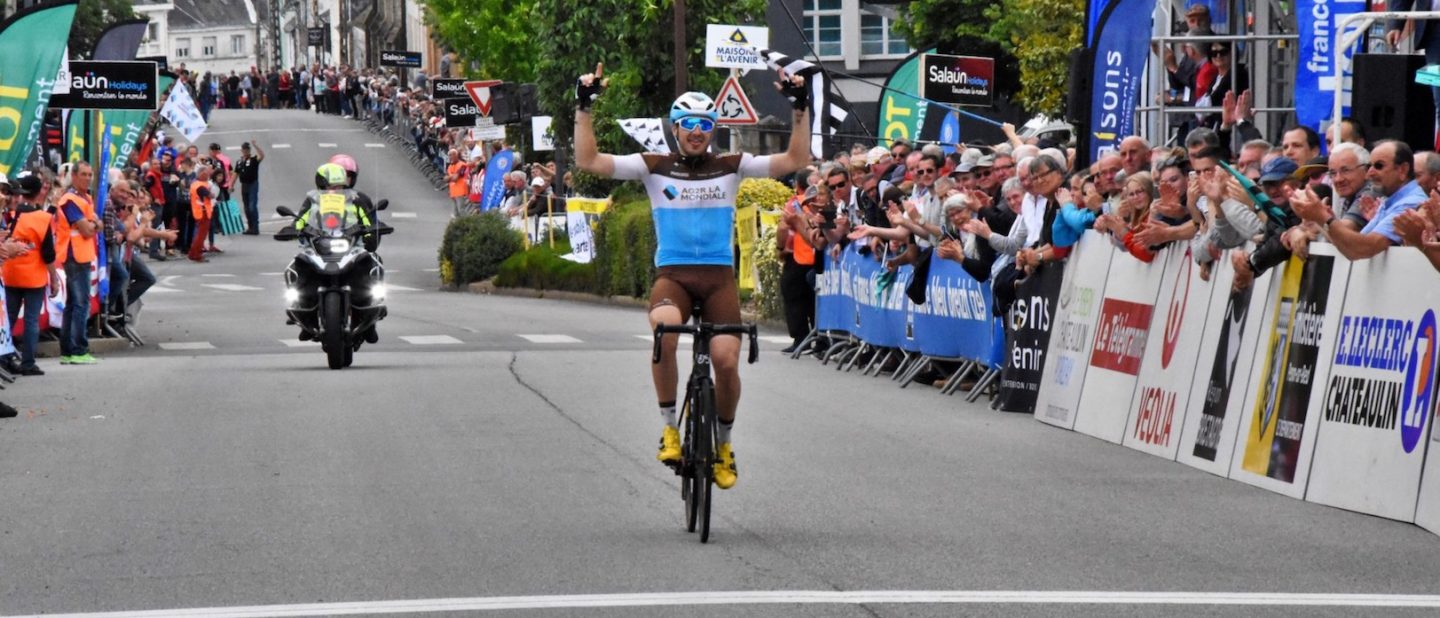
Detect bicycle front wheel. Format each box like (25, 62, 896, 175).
(695, 380, 715, 543)
(681, 393, 699, 533)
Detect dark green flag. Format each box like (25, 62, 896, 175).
(100, 73, 173, 169)
(0, 1, 79, 176)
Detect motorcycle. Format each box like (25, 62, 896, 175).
(274, 197, 394, 369)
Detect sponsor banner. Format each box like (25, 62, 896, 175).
(307, 27, 326, 47)
(998, 261, 1064, 413)
(443, 97, 479, 128)
(431, 78, 465, 100)
(919, 53, 995, 107)
(1229, 246, 1351, 498)
(815, 249, 855, 333)
(1123, 247, 1217, 459)
(1035, 231, 1114, 429)
(51, 60, 159, 110)
(915, 251, 997, 362)
(99, 72, 174, 170)
(1072, 244, 1168, 444)
(563, 197, 608, 264)
(0, 1, 78, 177)
(735, 205, 757, 290)
(379, 50, 421, 68)
(1310, 251, 1436, 522)
(1176, 255, 1276, 476)
(531, 116, 554, 151)
(704, 24, 769, 70)
(874, 48, 936, 147)
(1086, 0, 1157, 161)
(1294, 0, 1364, 134)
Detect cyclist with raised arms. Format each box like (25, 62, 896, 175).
(573, 62, 813, 489)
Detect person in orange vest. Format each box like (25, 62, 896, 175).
(53, 161, 100, 365)
(777, 185, 823, 353)
(3, 170, 59, 379)
(188, 166, 216, 263)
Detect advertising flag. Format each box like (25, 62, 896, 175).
(159, 81, 207, 143)
(1086, 0, 1157, 161)
(480, 148, 514, 212)
(875, 49, 935, 148)
(91, 18, 149, 61)
(1293, 0, 1364, 134)
(101, 72, 174, 170)
(0, 1, 80, 176)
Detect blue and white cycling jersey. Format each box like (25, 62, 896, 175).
(612, 152, 774, 267)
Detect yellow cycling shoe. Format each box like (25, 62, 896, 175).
(657, 426, 681, 464)
(713, 442, 737, 489)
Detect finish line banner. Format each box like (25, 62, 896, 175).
(814, 244, 999, 364)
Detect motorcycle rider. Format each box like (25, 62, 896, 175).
(285, 163, 382, 344)
(326, 154, 381, 251)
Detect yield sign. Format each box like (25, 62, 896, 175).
(714, 76, 757, 125)
(463, 80, 503, 118)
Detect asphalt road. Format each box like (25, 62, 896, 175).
(0, 110, 1437, 618)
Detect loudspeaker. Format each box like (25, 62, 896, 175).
(1351, 53, 1434, 150)
(490, 83, 539, 125)
(1065, 47, 1094, 125)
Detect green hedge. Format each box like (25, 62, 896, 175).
(593, 199, 656, 298)
(494, 241, 597, 292)
(438, 212, 525, 286)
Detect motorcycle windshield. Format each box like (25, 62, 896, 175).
(315, 193, 353, 237)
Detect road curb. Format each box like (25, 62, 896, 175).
(36, 336, 131, 359)
(462, 280, 787, 332)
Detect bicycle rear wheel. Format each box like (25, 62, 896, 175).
(681, 391, 699, 533)
(695, 380, 715, 543)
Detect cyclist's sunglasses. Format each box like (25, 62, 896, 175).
(676, 117, 716, 132)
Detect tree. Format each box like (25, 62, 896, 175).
(895, 0, 1020, 103)
(69, 0, 137, 58)
(988, 0, 1085, 117)
(421, 0, 542, 83)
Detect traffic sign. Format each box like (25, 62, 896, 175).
(463, 80, 503, 118)
(713, 76, 757, 125)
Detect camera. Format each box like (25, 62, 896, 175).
(820, 206, 837, 231)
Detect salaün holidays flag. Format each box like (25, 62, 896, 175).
(0, 0, 79, 176)
(753, 48, 850, 158)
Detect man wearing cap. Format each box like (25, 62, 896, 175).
(1230, 156, 1305, 290)
(233, 139, 265, 235)
(1291, 140, 1425, 261)
(2, 170, 59, 377)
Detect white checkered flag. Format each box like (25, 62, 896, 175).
(618, 117, 671, 154)
(754, 48, 850, 159)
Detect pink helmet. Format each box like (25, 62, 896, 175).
(329, 153, 358, 188)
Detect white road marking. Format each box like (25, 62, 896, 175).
(206, 128, 366, 135)
(202, 283, 264, 292)
(271, 144, 291, 149)
(200, 273, 235, 278)
(759, 336, 792, 344)
(386, 284, 421, 292)
(22, 590, 1440, 617)
(271, 214, 286, 219)
(364, 143, 386, 148)
(518, 334, 581, 344)
(318, 142, 338, 148)
(399, 335, 463, 345)
(278, 339, 320, 348)
(636, 334, 693, 343)
(158, 342, 214, 351)
(258, 272, 284, 277)
(389, 212, 417, 219)
(224, 146, 240, 151)
(422, 268, 440, 273)
(146, 286, 181, 294)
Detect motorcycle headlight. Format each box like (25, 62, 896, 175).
(284, 288, 300, 305)
(327, 238, 351, 254)
(371, 284, 387, 300)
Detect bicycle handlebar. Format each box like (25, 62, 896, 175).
(651, 323, 759, 365)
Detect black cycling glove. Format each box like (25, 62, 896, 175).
(777, 77, 809, 111)
(575, 76, 605, 111)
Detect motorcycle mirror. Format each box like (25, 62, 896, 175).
(376, 199, 389, 211)
(377, 223, 396, 236)
(276, 206, 297, 218)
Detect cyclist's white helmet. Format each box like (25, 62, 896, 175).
(669, 92, 718, 123)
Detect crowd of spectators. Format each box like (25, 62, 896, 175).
(774, 80, 1438, 391)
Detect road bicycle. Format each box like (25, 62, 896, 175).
(652, 307, 757, 543)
